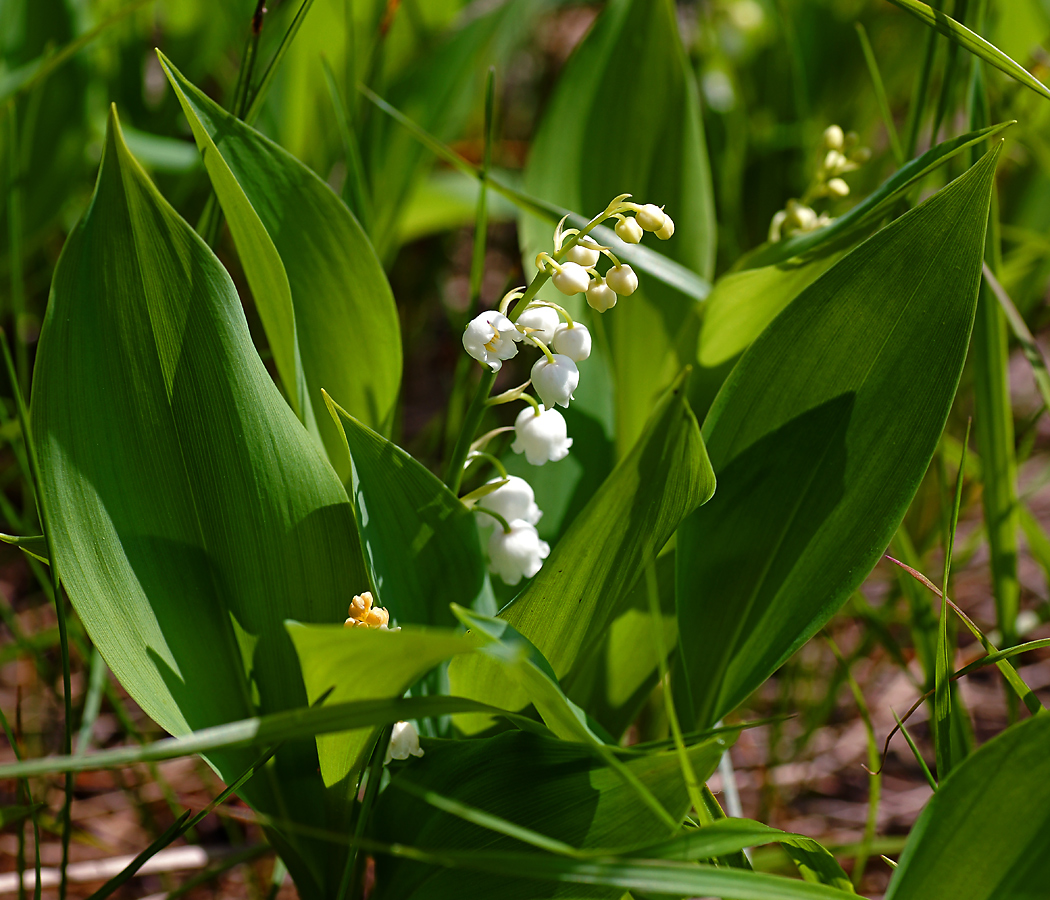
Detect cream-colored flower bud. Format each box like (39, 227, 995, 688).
(655, 215, 675, 240)
(826, 178, 850, 198)
(606, 264, 639, 296)
(552, 322, 591, 362)
(615, 216, 644, 243)
(823, 124, 844, 151)
(563, 236, 601, 268)
(823, 149, 848, 174)
(586, 278, 617, 312)
(551, 261, 592, 296)
(635, 204, 667, 232)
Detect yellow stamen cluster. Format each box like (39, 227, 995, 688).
(344, 591, 390, 629)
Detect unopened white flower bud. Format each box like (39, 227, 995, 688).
(586, 277, 617, 312)
(552, 323, 591, 362)
(563, 236, 601, 268)
(655, 215, 675, 240)
(635, 203, 667, 232)
(615, 216, 644, 243)
(826, 177, 850, 198)
(476, 476, 541, 543)
(823, 124, 844, 151)
(606, 264, 639, 296)
(786, 200, 817, 231)
(516, 305, 560, 345)
(551, 261, 592, 296)
(385, 721, 424, 763)
(462, 310, 522, 371)
(823, 149, 848, 174)
(769, 209, 788, 242)
(512, 406, 572, 465)
(487, 519, 550, 585)
(531, 353, 579, 408)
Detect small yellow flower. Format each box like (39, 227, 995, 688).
(344, 591, 390, 629)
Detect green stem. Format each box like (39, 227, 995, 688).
(344, 726, 393, 900)
(466, 450, 507, 479)
(904, 0, 946, 158)
(474, 506, 511, 533)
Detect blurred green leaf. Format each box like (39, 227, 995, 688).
(522, 0, 716, 456)
(676, 147, 1000, 729)
(161, 53, 402, 473)
(371, 730, 728, 900)
(287, 624, 480, 790)
(32, 108, 368, 899)
(885, 0, 1050, 101)
(324, 392, 485, 626)
(450, 371, 714, 716)
(885, 713, 1050, 899)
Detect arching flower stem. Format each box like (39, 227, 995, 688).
(473, 505, 512, 534)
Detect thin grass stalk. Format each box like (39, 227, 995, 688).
(0, 705, 42, 900)
(930, 0, 966, 143)
(5, 108, 26, 395)
(903, 0, 945, 158)
(855, 23, 904, 165)
(344, 725, 392, 900)
(0, 333, 73, 900)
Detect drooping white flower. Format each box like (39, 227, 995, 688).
(551, 261, 592, 296)
(606, 264, 639, 296)
(385, 721, 424, 763)
(552, 323, 591, 362)
(635, 203, 667, 232)
(476, 476, 542, 539)
(615, 216, 644, 243)
(512, 406, 573, 465)
(516, 305, 561, 345)
(487, 519, 550, 585)
(462, 310, 523, 371)
(586, 277, 617, 312)
(531, 354, 579, 408)
(655, 215, 675, 240)
(563, 236, 601, 268)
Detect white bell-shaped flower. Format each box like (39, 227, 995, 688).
(586, 277, 617, 312)
(655, 215, 675, 240)
(512, 406, 573, 465)
(487, 519, 550, 585)
(563, 236, 601, 268)
(551, 261, 592, 296)
(552, 323, 591, 362)
(516, 305, 560, 345)
(462, 310, 523, 371)
(531, 354, 579, 408)
(606, 264, 639, 296)
(635, 203, 667, 232)
(476, 476, 542, 539)
(615, 216, 644, 243)
(385, 721, 424, 763)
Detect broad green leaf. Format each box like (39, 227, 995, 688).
(885, 0, 1050, 102)
(324, 394, 485, 626)
(370, 730, 728, 900)
(885, 713, 1050, 900)
(676, 147, 1001, 729)
(286, 624, 480, 789)
(449, 372, 714, 715)
(639, 819, 850, 891)
(32, 108, 368, 899)
(161, 54, 402, 474)
(522, 0, 716, 456)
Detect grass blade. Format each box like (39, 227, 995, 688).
(983, 262, 1050, 412)
(856, 22, 904, 165)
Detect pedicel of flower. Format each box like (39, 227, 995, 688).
(511, 406, 573, 465)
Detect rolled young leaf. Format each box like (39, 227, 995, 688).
(676, 146, 1001, 729)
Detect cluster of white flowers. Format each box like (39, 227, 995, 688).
(460, 196, 672, 585)
(769, 125, 870, 242)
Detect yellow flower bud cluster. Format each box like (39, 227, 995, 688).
(344, 591, 390, 629)
(768, 124, 870, 243)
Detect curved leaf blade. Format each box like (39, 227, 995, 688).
(676, 147, 1001, 728)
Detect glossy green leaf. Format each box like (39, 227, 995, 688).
(161, 54, 402, 474)
(450, 372, 714, 715)
(370, 730, 728, 900)
(885, 0, 1050, 101)
(32, 108, 368, 899)
(324, 393, 485, 626)
(287, 623, 480, 789)
(676, 147, 1000, 729)
(885, 713, 1050, 900)
(522, 0, 716, 456)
